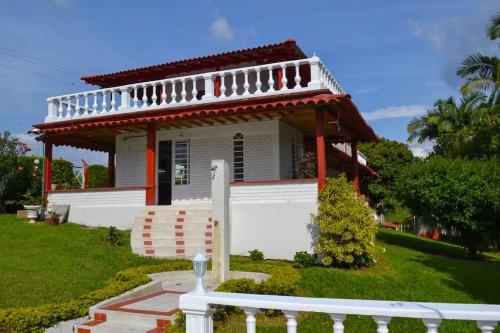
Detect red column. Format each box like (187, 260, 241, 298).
(145, 123, 156, 205)
(315, 108, 327, 191)
(108, 150, 115, 187)
(43, 142, 53, 199)
(351, 141, 360, 195)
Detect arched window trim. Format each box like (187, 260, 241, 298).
(233, 132, 244, 181)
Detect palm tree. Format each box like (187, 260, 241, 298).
(407, 93, 487, 156)
(488, 12, 500, 40)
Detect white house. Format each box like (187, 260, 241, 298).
(32, 40, 378, 260)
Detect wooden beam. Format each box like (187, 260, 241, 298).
(145, 123, 156, 205)
(316, 108, 327, 192)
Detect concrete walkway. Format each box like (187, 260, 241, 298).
(46, 270, 268, 333)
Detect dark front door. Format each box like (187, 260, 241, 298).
(158, 140, 172, 205)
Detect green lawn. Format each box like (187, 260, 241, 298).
(0, 214, 162, 308)
(222, 229, 500, 333)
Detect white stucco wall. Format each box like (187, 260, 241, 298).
(279, 121, 304, 179)
(47, 189, 145, 229)
(230, 180, 318, 260)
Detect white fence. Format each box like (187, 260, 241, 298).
(179, 291, 500, 333)
(45, 56, 343, 122)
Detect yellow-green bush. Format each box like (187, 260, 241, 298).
(312, 175, 376, 268)
(0, 261, 191, 333)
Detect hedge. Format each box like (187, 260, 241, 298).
(0, 261, 192, 333)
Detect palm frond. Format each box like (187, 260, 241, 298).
(456, 54, 498, 78)
(487, 12, 500, 40)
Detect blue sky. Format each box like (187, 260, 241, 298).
(0, 0, 498, 164)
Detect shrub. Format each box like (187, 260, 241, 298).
(312, 175, 376, 268)
(87, 164, 108, 188)
(296, 152, 317, 178)
(293, 251, 317, 267)
(248, 249, 264, 262)
(102, 226, 122, 246)
(52, 159, 77, 189)
(0, 261, 192, 333)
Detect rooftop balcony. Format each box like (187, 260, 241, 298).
(45, 56, 344, 123)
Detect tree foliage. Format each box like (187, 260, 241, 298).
(87, 164, 108, 188)
(359, 139, 415, 204)
(312, 175, 376, 268)
(52, 159, 77, 189)
(395, 158, 500, 258)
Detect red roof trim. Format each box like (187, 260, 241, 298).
(81, 39, 306, 87)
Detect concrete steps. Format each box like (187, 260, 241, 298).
(76, 311, 171, 333)
(131, 205, 213, 259)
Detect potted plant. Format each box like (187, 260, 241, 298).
(45, 210, 60, 226)
(22, 193, 42, 224)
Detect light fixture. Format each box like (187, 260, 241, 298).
(192, 249, 208, 295)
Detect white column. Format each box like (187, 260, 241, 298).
(422, 318, 441, 333)
(211, 159, 230, 283)
(373, 316, 390, 333)
(284, 311, 298, 333)
(179, 295, 213, 333)
(46, 99, 58, 121)
(192, 78, 198, 101)
(243, 69, 250, 95)
(119, 87, 130, 111)
(202, 73, 215, 100)
(243, 307, 257, 333)
(478, 321, 497, 333)
(308, 54, 322, 89)
(330, 314, 346, 333)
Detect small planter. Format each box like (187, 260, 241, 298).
(45, 217, 60, 226)
(23, 205, 41, 224)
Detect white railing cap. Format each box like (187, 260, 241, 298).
(180, 291, 500, 321)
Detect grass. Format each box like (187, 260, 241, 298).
(217, 229, 500, 333)
(0, 214, 162, 308)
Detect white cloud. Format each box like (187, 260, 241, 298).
(409, 141, 434, 158)
(210, 17, 234, 42)
(362, 105, 428, 121)
(15, 133, 107, 166)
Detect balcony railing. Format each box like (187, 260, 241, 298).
(179, 291, 500, 333)
(45, 56, 343, 123)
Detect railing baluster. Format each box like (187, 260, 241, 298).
(110, 90, 116, 112)
(477, 321, 497, 333)
(74, 95, 80, 118)
(373, 316, 390, 333)
(83, 94, 89, 116)
(231, 71, 237, 97)
(171, 81, 177, 104)
(422, 319, 441, 333)
(255, 68, 262, 94)
(280, 64, 288, 90)
(180, 78, 187, 103)
(242, 308, 257, 333)
(220, 73, 226, 97)
(151, 83, 157, 105)
(141, 84, 148, 108)
(294, 62, 301, 89)
(284, 311, 298, 333)
(192, 78, 198, 101)
(243, 69, 250, 96)
(330, 314, 346, 333)
(133, 85, 139, 110)
(161, 81, 167, 105)
(101, 91, 107, 114)
(92, 92, 98, 115)
(268, 66, 275, 92)
(65, 98, 71, 118)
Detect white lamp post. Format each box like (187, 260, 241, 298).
(192, 250, 208, 295)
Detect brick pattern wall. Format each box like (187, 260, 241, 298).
(116, 136, 146, 186)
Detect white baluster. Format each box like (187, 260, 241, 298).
(268, 66, 275, 92)
(83, 93, 89, 116)
(294, 62, 301, 89)
(220, 73, 226, 97)
(242, 308, 257, 333)
(201, 73, 214, 100)
(133, 85, 139, 110)
(101, 91, 107, 113)
(57, 99, 63, 119)
(231, 71, 237, 97)
(74, 95, 80, 118)
(280, 64, 288, 90)
(243, 69, 250, 96)
(373, 316, 390, 333)
(171, 81, 177, 104)
(151, 83, 158, 105)
(65, 97, 72, 118)
(92, 92, 98, 114)
(255, 68, 262, 94)
(161, 81, 167, 105)
(180, 78, 187, 103)
(478, 321, 497, 333)
(192, 78, 198, 101)
(110, 90, 116, 112)
(330, 314, 345, 333)
(141, 84, 148, 108)
(284, 311, 298, 333)
(422, 319, 441, 333)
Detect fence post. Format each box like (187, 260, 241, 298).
(179, 294, 213, 333)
